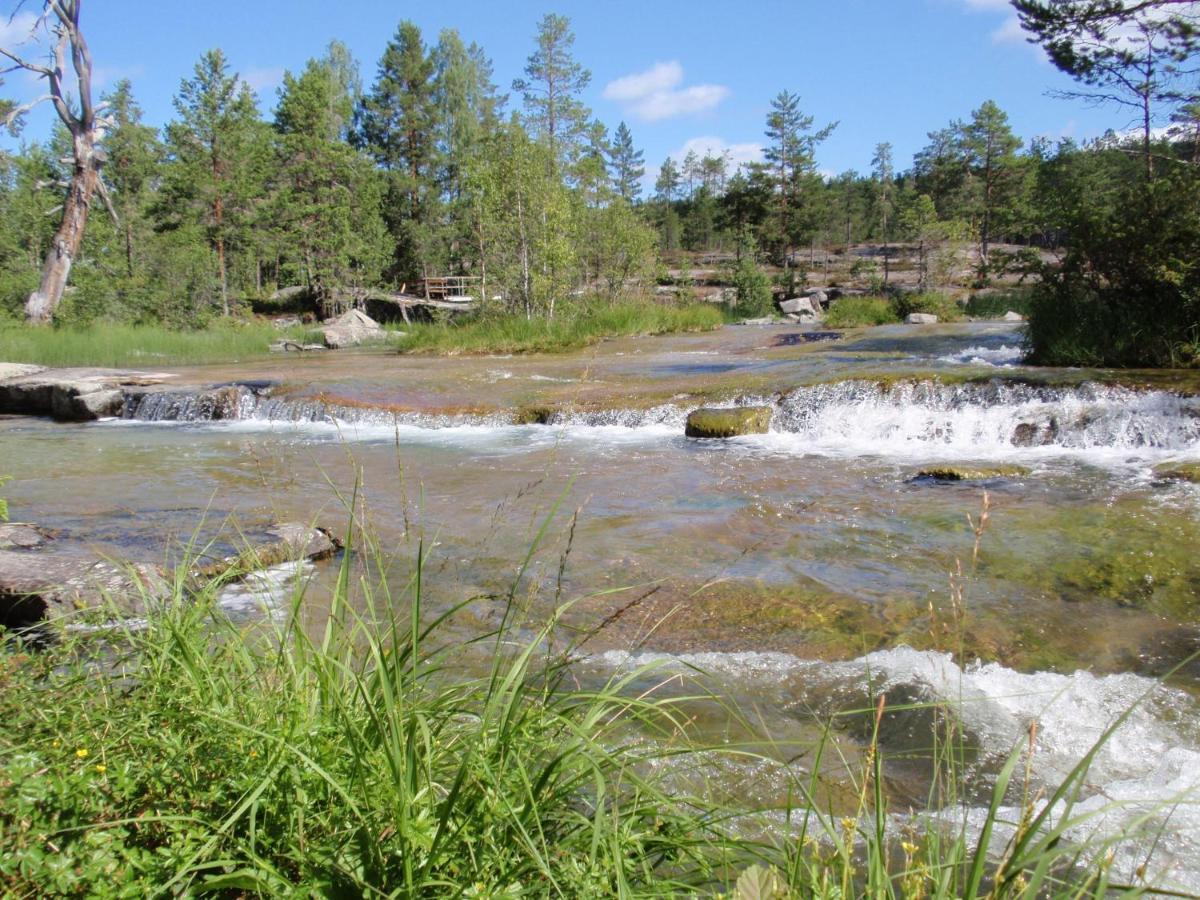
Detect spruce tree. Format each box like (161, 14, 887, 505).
(101, 81, 161, 280)
(608, 121, 645, 203)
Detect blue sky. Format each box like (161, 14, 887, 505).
(2, 0, 1136, 189)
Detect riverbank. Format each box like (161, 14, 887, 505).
(0, 303, 726, 369)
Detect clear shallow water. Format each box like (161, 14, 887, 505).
(4, 322, 1200, 889)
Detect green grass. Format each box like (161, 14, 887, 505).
(394, 302, 726, 355)
(825, 296, 899, 328)
(0, 504, 1184, 896)
(0, 322, 316, 368)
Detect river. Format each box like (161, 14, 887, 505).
(3, 321, 1199, 889)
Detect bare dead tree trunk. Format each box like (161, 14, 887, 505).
(2, 1, 108, 325)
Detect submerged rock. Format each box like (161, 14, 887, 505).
(513, 405, 558, 425)
(685, 406, 772, 438)
(0, 523, 53, 551)
(1152, 462, 1200, 484)
(910, 464, 1031, 482)
(1012, 419, 1059, 446)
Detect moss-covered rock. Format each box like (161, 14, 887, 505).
(1152, 462, 1200, 483)
(513, 405, 558, 425)
(685, 406, 772, 438)
(911, 464, 1031, 482)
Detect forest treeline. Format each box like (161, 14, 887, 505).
(2, 6, 1199, 365)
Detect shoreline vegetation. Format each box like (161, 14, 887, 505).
(0, 302, 726, 368)
(1, 9, 1197, 369)
(1, 513, 1185, 897)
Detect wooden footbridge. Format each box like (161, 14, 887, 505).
(306, 276, 482, 321)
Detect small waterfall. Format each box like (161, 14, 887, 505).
(120, 379, 1200, 454)
(770, 380, 1200, 453)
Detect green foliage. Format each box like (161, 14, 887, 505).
(1026, 148, 1200, 367)
(0, 475, 9, 522)
(274, 53, 388, 301)
(512, 13, 593, 172)
(727, 242, 773, 317)
(965, 287, 1035, 318)
(393, 300, 724, 354)
(894, 291, 965, 322)
(824, 296, 898, 327)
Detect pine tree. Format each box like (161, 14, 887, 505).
(512, 13, 592, 172)
(871, 142, 895, 281)
(274, 53, 386, 307)
(654, 158, 681, 202)
(432, 29, 505, 273)
(608, 121, 645, 203)
(361, 21, 439, 281)
(763, 90, 835, 265)
(100, 81, 161, 279)
(161, 50, 264, 315)
(1014, 0, 1199, 177)
(960, 100, 1024, 269)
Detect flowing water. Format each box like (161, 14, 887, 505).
(4, 322, 1200, 889)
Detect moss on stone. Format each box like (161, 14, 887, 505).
(1153, 462, 1200, 483)
(513, 405, 558, 425)
(684, 406, 772, 438)
(912, 465, 1031, 482)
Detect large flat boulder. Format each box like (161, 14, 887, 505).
(779, 296, 820, 317)
(685, 406, 773, 438)
(322, 308, 385, 349)
(0, 367, 173, 421)
(0, 522, 341, 629)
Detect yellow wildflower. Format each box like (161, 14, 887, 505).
(902, 841, 919, 855)
(75, 748, 88, 759)
(94, 764, 106, 774)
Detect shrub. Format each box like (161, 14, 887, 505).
(824, 296, 898, 327)
(894, 292, 965, 322)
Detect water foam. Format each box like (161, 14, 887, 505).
(596, 645, 1200, 891)
(120, 380, 1200, 463)
(937, 344, 1026, 367)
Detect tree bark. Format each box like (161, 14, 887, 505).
(25, 133, 100, 324)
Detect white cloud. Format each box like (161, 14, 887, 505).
(671, 136, 763, 169)
(242, 66, 285, 95)
(93, 64, 146, 91)
(0, 11, 42, 49)
(603, 61, 682, 102)
(603, 61, 729, 122)
(992, 15, 1027, 44)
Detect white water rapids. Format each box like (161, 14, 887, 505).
(597, 646, 1200, 892)
(119, 379, 1200, 468)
